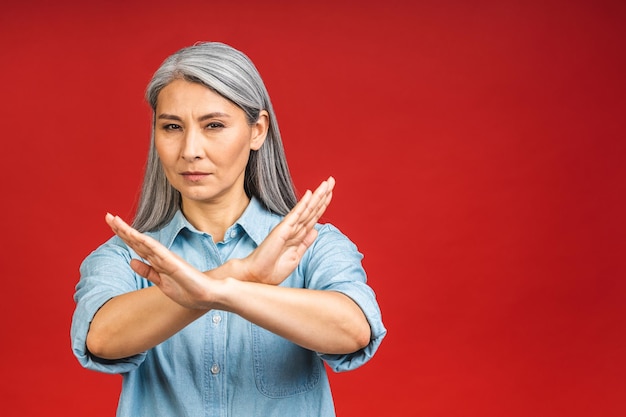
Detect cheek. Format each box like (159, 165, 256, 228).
(214, 149, 248, 175)
(232, 143, 253, 168)
(219, 136, 253, 166)
(154, 140, 178, 165)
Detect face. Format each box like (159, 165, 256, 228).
(154, 79, 268, 210)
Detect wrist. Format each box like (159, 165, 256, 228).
(226, 257, 254, 282)
(210, 276, 241, 311)
(210, 258, 250, 282)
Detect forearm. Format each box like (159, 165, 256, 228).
(85, 258, 250, 360)
(217, 278, 372, 354)
(86, 286, 206, 359)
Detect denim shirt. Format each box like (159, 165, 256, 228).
(71, 198, 386, 417)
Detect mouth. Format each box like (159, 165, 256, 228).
(181, 171, 211, 182)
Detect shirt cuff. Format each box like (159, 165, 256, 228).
(70, 291, 147, 374)
(317, 281, 387, 372)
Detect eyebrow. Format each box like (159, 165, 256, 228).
(157, 112, 232, 121)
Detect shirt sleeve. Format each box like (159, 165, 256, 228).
(302, 224, 387, 373)
(70, 236, 149, 374)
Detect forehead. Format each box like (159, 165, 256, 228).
(157, 79, 224, 106)
(155, 79, 248, 122)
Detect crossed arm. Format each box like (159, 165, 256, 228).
(86, 177, 371, 360)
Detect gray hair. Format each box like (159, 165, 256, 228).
(132, 42, 297, 232)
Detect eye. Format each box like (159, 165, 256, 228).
(163, 123, 181, 131)
(206, 122, 225, 129)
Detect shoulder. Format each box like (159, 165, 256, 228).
(313, 223, 360, 251)
(304, 222, 363, 266)
(79, 235, 136, 275)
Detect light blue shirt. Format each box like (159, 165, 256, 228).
(71, 198, 386, 417)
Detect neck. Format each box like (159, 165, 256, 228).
(181, 194, 250, 242)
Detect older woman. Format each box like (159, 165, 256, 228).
(71, 42, 385, 417)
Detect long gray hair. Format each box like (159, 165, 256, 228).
(132, 42, 297, 232)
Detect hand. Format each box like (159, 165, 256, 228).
(105, 214, 217, 310)
(240, 176, 335, 285)
(105, 176, 335, 307)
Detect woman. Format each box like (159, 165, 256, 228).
(71, 42, 386, 416)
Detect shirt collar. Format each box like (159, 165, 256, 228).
(236, 197, 277, 246)
(153, 197, 278, 248)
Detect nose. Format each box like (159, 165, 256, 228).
(180, 127, 204, 161)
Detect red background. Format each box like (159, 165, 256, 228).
(1, 0, 625, 416)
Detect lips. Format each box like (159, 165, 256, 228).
(181, 171, 211, 182)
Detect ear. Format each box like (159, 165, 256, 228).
(250, 110, 269, 151)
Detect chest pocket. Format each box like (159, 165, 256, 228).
(252, 324, 322, 398)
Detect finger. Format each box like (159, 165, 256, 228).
(300, 178, 334, 227)
(310, 178, 330, 203)
(323, 176, 335, 193)
(307, 178, 333, 213)
(280, 178, 333, 242)
(106, 214, 173, 265)
(301, 183, 334, 233)
(281, 189, 312, 229)
(105, 212, 116, 227)
(273, 177, 334, 242)
(306, 190, 333, 229)
(106, 215, 140, 246)
(130, 259, 163, 284)
(106, 213, 132, 235)
(292, 180, 327, 224)
(114, 228, 153, 260)
(299, 228, 319, 254)
(293, 189, 313, 217)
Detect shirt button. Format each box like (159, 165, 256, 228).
(210, 364, 220, 374)
(230, 230, 237, 238)
(212, 315, 221, 324)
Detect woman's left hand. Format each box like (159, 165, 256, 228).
(239, 176, 334, 285)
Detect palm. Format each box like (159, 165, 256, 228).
(106, 214, 215, 309)
(243, 177, 334, 284)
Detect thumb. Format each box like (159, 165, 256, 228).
(130, 259, 162, 284)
